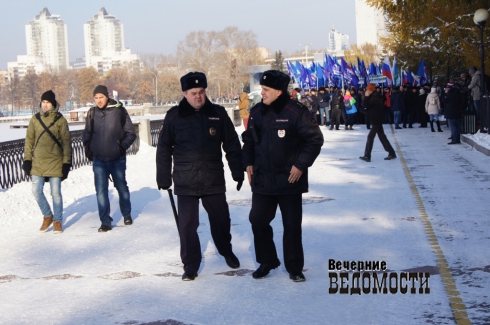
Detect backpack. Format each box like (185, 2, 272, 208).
(429, 96, 436, 105)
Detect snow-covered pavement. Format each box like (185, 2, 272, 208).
(0, 123, 489, 325)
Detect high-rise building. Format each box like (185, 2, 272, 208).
(8, 8, 69, 77)
(328, 29, 350, 53)
(355, 0, 386, 46)
(84, 7, 140, 73)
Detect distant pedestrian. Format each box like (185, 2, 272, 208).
(317, 87, 330, 126)
(82, 85, 137, 232)
(443, 83, 464, 144)
(359, 84, 397, 162)
(417, 88, 429, 128)
(343, 90, 357, 130)
(390, 87, 404, 129)
(425, 88, 443, 132)
(238, 91, 250, 130)
(22, 90, 72, 234)
(467, 68, 482, 119)
(330, 89, 344, 130)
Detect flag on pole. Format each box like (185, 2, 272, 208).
(417, 58, 428, 85)
(392, 57, 401, 87)
(382, 57, 393, 87)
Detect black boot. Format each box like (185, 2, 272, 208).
(252, 261, 281, 279)
(436, 121, 443, 132)
(430, 121, 435, 132)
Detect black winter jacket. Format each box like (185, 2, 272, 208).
(331, 91, 345, 110)
(443, 88, 464, 119)
(156, 97, 243, 196)
(364, 92, 385, 125)
(82, 99, 136, 162)
(390, 91, 404, 112)
(242, 94, 324, 195)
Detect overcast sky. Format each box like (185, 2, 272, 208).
(1, 0, 357, 70)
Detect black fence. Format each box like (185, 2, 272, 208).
(0, 124, 140, 190)
(150, 120, 163, 147)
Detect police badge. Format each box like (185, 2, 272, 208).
(209, 127, 217, 136)
(278, 130, 286, 138)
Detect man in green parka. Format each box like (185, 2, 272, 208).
(22, 90, 72, 234)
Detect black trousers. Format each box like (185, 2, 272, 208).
(364, 124, 396, 158)
(331, 108, 341, 129)
(249, 193, 304, 274)
(177, 193, 233, 272)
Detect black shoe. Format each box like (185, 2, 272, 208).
(252, 261, 281, 279)
(289, 272, 306, 282)
(384, 155, 397, 160)
(98, 225, 112, 232)
(448, 142, 460, 145)
(224, 253, 240, 269)
(123, 216, 133, 225)
(402, 125, 406, 128)
(329, 126, 334, 130)
(182, 271, 198, 281)
(359, 156, 371, 162)
(395, 126, 402, 129)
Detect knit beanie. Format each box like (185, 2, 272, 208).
(93, 85, 109, 98)
(366, 83, 376, 92)
(40, 90, 56, 108)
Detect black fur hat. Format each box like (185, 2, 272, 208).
(181, 72, 207, 91)
(260, 70, 290, 92)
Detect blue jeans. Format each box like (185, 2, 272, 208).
(429, 114, 439, 121)
(319, 107, 329, 125)
(93, 156, 131, 226)
(473, 100, 481, 120)
(393, 111, 402, 127)
(447, 119, 462, 143)
(31, 176, 63, 221)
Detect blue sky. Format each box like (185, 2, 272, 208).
(1, 0, 357, 69)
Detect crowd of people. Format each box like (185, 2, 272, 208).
(288, 67, 480, 146)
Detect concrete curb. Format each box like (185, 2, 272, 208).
(462, 134, 490, 156)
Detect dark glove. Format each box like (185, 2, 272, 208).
(62, 164, 71, 181)
(234, 178, 244, 191)
(158, 185, 169, 190)
(22, 160, 32, 175)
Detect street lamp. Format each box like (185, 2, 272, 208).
(299, 43, 312, 64)
(150, 71, 158, 105)
(474, 8, 489, 133)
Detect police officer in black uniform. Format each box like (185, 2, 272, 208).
(156, 72, 244, 281)
(242, 70, 324, 282)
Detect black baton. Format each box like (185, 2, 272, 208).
(167, 189, 179, 232)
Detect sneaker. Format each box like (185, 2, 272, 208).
(224, 253, 240, 269)
(252, 261, 281, 279)
(123, 216, 133, 225)
(182, 271, 198, 281)
(53, 221, 63, 234)
(98, 225, 112, 232)
(39, 216, 53, 232)
(289, 272, 306, 282)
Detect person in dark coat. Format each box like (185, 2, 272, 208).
(402, 84, 416, 128)
(390, 87, 405, 129)
(242, 70, 324, 282)
(359, 84, 397, 162)
(82, 85, 136, 232)
(443, 84, 464, 144)
(417, 88, 429, 128)
(317, 87, 330, 126)
(156, 72, 244, 281)
(330, 89, 344, 130)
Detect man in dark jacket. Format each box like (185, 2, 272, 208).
(443, 84, 464, 144)
(82, 85, 136, 232)
(156, 72, 244, 281)
(360, 84, 397, 162)
(390, 87, 404, 129)
(242, 70, 324, 282)
(317, 87, 330, 126)
(330, 89, 344, 130)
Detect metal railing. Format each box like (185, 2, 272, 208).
(150, 120, 163, 147)
(0, 124, 140, 190)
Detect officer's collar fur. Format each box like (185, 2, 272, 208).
(178, 97, 215, 117)
(261, 93, 290, 115)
